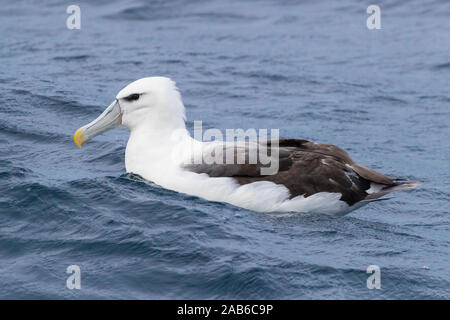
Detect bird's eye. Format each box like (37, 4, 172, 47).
(124, 93, 140, 102)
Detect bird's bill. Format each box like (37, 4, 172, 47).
(73, 100, 122, 148)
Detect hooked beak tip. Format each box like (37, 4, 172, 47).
(74, 128, 86, 148)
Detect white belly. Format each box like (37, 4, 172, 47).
(127, 162, 357, 215)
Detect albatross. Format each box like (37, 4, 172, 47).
(74, 77, 420, 215)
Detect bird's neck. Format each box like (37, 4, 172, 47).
(124, 123, 195, 180)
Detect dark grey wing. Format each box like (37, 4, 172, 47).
(182, 140, 294, 177)
(270, 138, 395, 185)
(183, 138, 401, 206)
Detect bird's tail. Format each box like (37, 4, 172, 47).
(364, 180, 422, 202)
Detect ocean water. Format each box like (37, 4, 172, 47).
(0, 0, 449, 299)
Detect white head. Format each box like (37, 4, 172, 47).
(74, 77, 187, 147)
(117, 77, 186, 131)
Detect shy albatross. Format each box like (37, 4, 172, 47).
(74, 77, 420, 215)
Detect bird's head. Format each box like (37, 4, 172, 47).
(74, 77, 186, 147)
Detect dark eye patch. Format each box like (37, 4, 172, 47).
(123, 93, 140, 102)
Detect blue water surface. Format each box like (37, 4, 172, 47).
(0, 0, 449, 299)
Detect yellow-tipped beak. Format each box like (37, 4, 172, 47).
(74, 128, 86, 148)
(73, 100, 122, 148)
